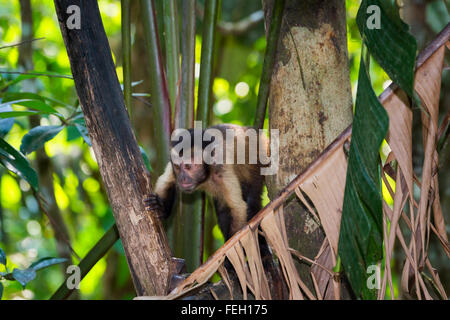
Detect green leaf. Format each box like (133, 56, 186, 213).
(68, 113, 91, 146)
(2, 92, 73, 109)
(12, 268, 36, 288)
(30, 257, 67, 271)
(0, 282, 3, 299)
(120, 80, 144, 91)
(357, 0, 417, 98)
(2, 92, 46, 103)
(20, 125, 64, 155)
(0, 247, 6, 266)
(0, 110, 42, 118)
(0, 74, 36, 91)
(0, 99, 60, 115)
(140, 146, 152, 172)
(0, 137, 38, 190)
(66, 125, 81, 142)
(131, 93, 150, 97)
(75, 123, 91, 146)
(0, 104, 14, 138)
(338, 58, 389, 300)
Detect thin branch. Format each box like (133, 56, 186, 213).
(289, 248, 336, 277)
(0, 37, 45, 50)
(0, 70, 73, 79)
(35, 192, 81, 261)
(133, 95, 152, 108)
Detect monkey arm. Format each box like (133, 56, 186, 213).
(145, 162, 176, 218)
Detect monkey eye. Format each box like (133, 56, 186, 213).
(184, 164, 191, 170)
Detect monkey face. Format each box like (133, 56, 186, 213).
(173, 162, 207, 193)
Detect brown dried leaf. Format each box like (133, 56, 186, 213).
(226, 245, 250, 299)
(416, 45, 446, 255)
(261, 207, 316, 299)
(218, 264, 233, 299)
(309, 239, 338, 299)
(296, 137, 348, 254)
(381, 89, 414, 197)
(240, 228, 271, 300)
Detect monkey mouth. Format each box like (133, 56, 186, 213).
(179, 183, 195, 192)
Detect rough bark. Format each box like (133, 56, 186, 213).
(263, 0, 353, 292)
(54, 0, 173, 296)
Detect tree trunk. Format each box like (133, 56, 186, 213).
(263, 0, 353, 294)
(54, 0, 173, 296)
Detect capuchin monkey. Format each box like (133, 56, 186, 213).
(145, 124, 273, 254)
(145, 123, 285, 297)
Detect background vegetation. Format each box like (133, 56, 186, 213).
(0, 0, 448, 299)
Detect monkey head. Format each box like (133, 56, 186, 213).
(171, 160, 208, 193)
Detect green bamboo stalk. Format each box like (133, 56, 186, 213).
(121, 0, 132, 119)
(194, 0, 221, 268)
(196, 0, 220, 128)
(140, 0, 172, 174)
(193, 0, 220, 268)
(178, 0, 196, 129)
(171, 0, 203, 272)
(50, 225, 120, 300)
(253, 0, 285, 130)
(203, 195, 219, 263)
(162, 0, 180, 112)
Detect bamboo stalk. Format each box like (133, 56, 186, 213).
(178, 0, 196, 129)
(174, 0, 206, 271)
(163, 0, 180, 113)
(195, 0, 219, 267)
(253, 0, 285, 130)
(50, 225, 120, 300)
(121, 0, 132, 118)
(140, 0, 172, 174)
(196, 0, 220, 127)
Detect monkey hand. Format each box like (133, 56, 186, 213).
(144, 193, 165, 219)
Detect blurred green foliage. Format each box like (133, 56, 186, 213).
(0, 0, 124, 300)
(0, 0, 446, 299)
